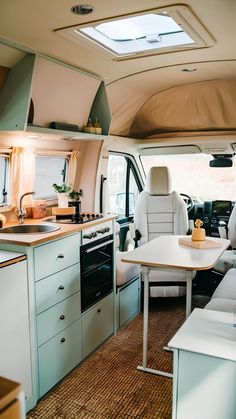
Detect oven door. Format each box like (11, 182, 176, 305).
(80, 234, 114, 312)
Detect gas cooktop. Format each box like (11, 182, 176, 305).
(45, 213, 103, 225)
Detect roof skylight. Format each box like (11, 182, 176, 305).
(55, 5, 215, 60)
(78, 13, 194, 55)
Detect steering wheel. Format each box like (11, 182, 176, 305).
(180, 193, 194, 213)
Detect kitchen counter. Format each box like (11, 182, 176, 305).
(0, 215, 116, 246)
(0, 250, 26, 268)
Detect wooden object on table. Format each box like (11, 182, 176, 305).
(179, 237, 221, 249)
(0, 377, 22, 419)
(191, 218, 206, 241)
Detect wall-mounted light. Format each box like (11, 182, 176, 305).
(182, 68, 197, 72)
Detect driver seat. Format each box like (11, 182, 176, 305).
(134, 166, 189, 297)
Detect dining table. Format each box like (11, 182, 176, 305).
(121, 234, 230, 377)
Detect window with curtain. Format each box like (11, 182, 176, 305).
(34, 156, 68, 199)
(0, 155, 10, 206)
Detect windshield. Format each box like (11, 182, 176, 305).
(141, 153, 236, 202)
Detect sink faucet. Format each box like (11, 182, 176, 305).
(18, 192, 35, 224)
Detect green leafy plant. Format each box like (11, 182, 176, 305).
(52, 183, 71, 193)
(68, 188, 84, 200)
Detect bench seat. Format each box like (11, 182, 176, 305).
(204, 268, 236, 312)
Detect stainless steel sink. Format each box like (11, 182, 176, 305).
(0, 224, 60, 234)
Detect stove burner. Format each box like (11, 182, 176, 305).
(45, 213, 103, 225)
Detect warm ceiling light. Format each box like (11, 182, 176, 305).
(71, 4, 94, 15)
(182, 68, 197, 72)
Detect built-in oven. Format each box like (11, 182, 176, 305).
(80, 234, 114, 312)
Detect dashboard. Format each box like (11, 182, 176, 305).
(192, 200, 233, 237)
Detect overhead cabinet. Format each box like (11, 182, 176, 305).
(0, 54, 111, 139)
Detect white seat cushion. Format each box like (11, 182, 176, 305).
(212, 268, 236, 299)
(205, 298, 236, 313)
(213, 250, 236, 274)
(116, 251, 140, 286)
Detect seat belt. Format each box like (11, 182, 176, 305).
(129, 223, 142, 248)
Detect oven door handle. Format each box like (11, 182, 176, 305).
(83, 239, 113, 254)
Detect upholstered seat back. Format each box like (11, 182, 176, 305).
(134, 166, 188, 245)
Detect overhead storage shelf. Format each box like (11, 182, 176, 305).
(0, 53, 111, 139)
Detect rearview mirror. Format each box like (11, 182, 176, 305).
(209, 156, 233, 167)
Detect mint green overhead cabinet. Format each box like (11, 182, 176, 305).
(0, 53, 111, 139)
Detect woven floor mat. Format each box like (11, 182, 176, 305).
(27, 296, 208, 419)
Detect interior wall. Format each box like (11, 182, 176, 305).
(74, 140, 103, 212)
(0, 133, 102, 219)
(0, 65, 9, 92)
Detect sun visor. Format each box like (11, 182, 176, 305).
(129, 80, 236, 138)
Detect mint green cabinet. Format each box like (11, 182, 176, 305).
(34, 234, 80, 280)
(34, 233, 82, 398)
(35, 263, 80, 314)
(38, 319, 82, 397)
(117, 276, 140, 329)
(0, 53, 111, 138)
(37, 293, 81, 346)
(82, 294, 114, 358)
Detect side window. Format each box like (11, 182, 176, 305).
(0, 155, 10, 206)
(35, 156, 68, 200)
(107, 154, 141, 218)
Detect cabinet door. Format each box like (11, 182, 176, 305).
(119, 277, 140, 328)
(0, 261, 32, 400)
(82, 294, 113, 358)
(34, 234, 80, 280)
(38, 319, 82, 397)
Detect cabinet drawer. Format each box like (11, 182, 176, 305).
(34, 234, 80, 280)
(37, 293, 80, 346)
(36, 263, 80, 314)
(38, 319, 82, 397)
(119, 277, 140, 328)
(82, 293, 113, 358)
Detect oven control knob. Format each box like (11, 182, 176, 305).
(92, 232, 97, 238)
(97, 229, 104, 234)
(104, 227, 110, 233)
(83, 233, 93, 239)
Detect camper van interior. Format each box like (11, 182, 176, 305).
(0, 1, 236, 418)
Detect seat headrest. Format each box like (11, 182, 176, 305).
(145, 166, 170, 195)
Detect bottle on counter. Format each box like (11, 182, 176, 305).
(94, 117, 102, 134)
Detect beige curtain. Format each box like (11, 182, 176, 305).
(67, 150, 80, 188)
(11, 147, 35, 208)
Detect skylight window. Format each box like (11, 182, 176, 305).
(55, 5, 215, 60)
(78, 13, 194, 55)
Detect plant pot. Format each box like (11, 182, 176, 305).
(57, 192, 69, 208)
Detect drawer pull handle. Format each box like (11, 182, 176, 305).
(58, 285, 65, 290)
(58, 254, 64, 259)
(61, 337, 65, 343)
(60, 315, 65, 320)
(97, 309, 101, 313)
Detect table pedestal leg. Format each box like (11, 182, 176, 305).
(137, 266, 173, 378)
(186, 271, 194, 318)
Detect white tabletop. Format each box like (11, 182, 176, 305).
(121, 235, 230, 270)
(168, 308, 236, 362)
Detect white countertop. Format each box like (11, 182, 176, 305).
(121, 235, 230, 270)
(0, 250, 26, 268)
(168, 308, 236, 362)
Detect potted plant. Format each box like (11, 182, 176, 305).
(52, 183, 71, 207)
(68, 188, 84, 214)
